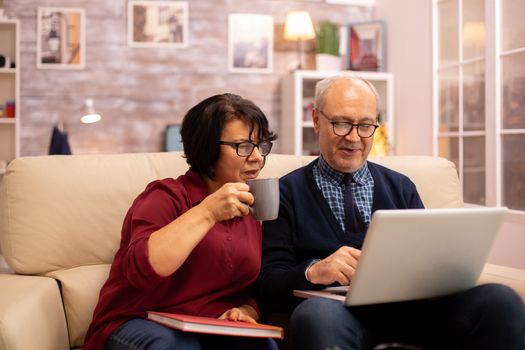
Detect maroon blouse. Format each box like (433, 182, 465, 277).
(84, 170, 262, 350)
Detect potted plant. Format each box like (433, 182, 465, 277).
(315, 20, 341, 71)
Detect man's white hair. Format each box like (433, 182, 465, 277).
(313, 75, 379, 114)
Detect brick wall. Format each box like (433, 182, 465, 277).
(3, 0, 372, 155)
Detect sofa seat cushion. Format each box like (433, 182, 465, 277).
(46, 264, 111, 348)
(0, 274, 69, 350)
(478, 263, 525, 302)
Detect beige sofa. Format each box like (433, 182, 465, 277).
(0, 152, 524, 350)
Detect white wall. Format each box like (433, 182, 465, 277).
(375, 0, 433, 156)
(375, 0, 525, 270)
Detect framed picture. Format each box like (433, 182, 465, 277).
(348, 21, 384, 72)
(228, 14, 273, 74)
(36, 7, 85, 69)
(128, 1, 188, 48)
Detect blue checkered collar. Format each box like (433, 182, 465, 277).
(317, 156, 370, 186)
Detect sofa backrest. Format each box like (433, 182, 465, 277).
(0, 152, 462, 275)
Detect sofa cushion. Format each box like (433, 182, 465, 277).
(370, 156, 463, 208)
(478, 263, 525, 302)
(0, 274, 69, 350)
(259, 153, 317, 179)
(0, 152, 190, 274)
(47, 264, 111, 348)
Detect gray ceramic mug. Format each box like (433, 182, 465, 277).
(246, 178, 279, 221)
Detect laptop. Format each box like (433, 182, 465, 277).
(294, 207, 507, 306)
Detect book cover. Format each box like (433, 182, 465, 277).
(147, 311, 284, 339)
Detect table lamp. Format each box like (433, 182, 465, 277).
(463, 21, 485, 58)
(284, 11, 315, 69)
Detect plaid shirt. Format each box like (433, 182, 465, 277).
(313, 156, 375, 232)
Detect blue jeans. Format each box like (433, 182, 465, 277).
(105, 318, 280, 350)
(289, 284, 525, 350)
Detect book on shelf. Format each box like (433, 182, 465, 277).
(147, 311, 284, 339)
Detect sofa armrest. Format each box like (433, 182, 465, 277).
(0, 274, 69, 350)
(478, 263, 525, 303)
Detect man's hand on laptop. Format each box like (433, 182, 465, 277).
(307, 246, 361, 286)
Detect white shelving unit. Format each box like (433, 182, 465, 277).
(0, 18, 20, 178)
(280, 70, 394, 156)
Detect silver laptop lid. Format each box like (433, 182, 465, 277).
(346, 207, 507, 306)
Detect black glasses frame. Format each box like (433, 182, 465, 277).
(318, 110, 379, 138)
(218, 140, 273, 157)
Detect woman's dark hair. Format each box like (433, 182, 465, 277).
(180, 93, 277, 179)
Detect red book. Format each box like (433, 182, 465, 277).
(147, 311, 284, 339)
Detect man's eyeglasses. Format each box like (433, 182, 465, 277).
(318, 110, 379, 138)
(219, 140, 273, 157)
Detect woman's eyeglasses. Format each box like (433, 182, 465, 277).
(218, 140, 273, 157)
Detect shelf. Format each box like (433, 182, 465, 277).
(0, 19, 20, 163)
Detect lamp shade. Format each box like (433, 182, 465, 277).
(81, 98, 101, 124)
(463, 21, 486, 48)
(284, 11, 315, 41)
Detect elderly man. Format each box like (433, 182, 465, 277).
(257, 75, 525, 350)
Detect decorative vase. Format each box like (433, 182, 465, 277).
(315, 53, 341, 71)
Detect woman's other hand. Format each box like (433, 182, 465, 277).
(218, 304, 258, 324)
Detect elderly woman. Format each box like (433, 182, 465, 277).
(84, 93, 278, 350)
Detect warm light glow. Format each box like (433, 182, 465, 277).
(81, 98, 102, 124)
(284, 11, 315, 41)
(463, 21, 486, 48)
(81, 113, 101, 124)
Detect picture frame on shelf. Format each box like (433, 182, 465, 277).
(228, 14, 273, 74)
(36, 7, 85, 69)
(128, 0, 188, 48)
(347, 20, 384, 72)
